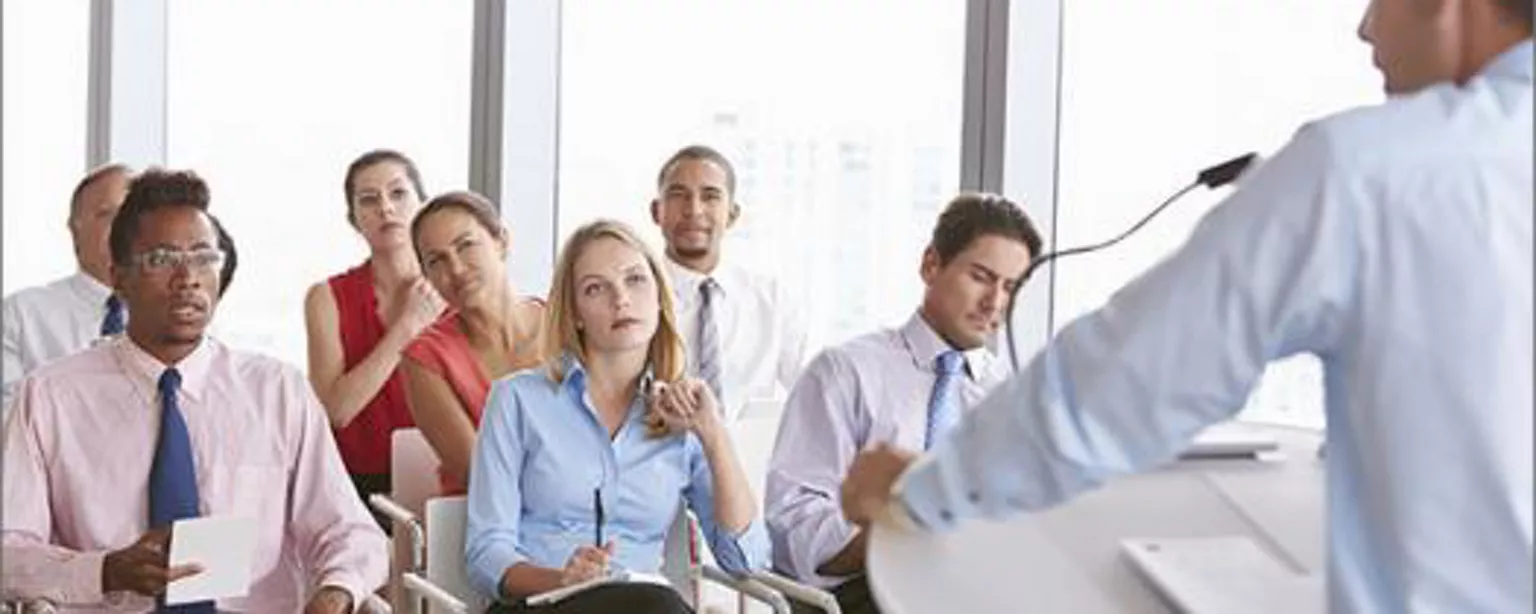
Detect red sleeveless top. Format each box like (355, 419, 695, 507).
(328, 263, 415, 476)
(403, 298, 545, 495)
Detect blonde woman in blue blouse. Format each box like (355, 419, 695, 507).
(465, 219, 767, 613)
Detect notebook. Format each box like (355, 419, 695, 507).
(524, 569, 672, 606)
(1180, 423, 1281, 459)
(1120, 536, 1322, 614)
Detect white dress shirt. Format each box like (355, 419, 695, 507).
(897, 40, 1534, 613)
(768, 311, 1005, 587)
(665, 257, 810, 419)
(3, 272, 115, 414)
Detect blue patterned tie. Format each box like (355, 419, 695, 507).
(100, 295, 125, 336)
(149, 368, 215, 613)
(924, 351, 965, 450)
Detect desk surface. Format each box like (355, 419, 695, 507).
(867, 423, 1325, 614)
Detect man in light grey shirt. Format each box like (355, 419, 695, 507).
(2, 163, 132, 412)
(765, 193, 1040, 614)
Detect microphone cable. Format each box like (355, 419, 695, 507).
(1005, 152, 1259, 372)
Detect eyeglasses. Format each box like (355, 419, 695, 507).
(126, 247, 226, 273)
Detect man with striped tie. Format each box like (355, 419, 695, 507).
(650, 144, 810, 421)
(649, 145, 814, 603)
(764, 193, 1041, 614)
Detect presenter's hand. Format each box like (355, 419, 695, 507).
(841, 444, 918, 527)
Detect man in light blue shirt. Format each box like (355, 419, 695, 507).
(841, 1, 1533, 612)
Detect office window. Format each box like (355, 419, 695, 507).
(558, 0, 966, 349)
(3, 0, 90, 295)
(166, 0, 472, 367)
(1052, 0, 1381, 428)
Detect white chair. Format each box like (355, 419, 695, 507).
(0, 601, 55, 613)
(377, 428, 452, 614)
(732, 399, 843, 614)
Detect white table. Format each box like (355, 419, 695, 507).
(866, 423, 1325, 614)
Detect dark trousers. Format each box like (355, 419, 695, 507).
(790, 575, 881, 614)
(349, 472, 392, 535)
(487, 583, 693, 614)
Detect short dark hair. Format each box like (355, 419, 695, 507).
(343, 149, 427, 225)
(69, 163, 132, 220)
(411, 190, 506, 260)
(1499, 0, 1532, 27)
(929, 193, 1043, 265)
(109, 169, 214, 267)
(655, 145, 737, 197)
(210, 213, 237, 298)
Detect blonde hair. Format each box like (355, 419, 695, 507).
(543, 219, 686, 389)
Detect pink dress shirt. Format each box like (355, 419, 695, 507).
(1, 336, 388, 612)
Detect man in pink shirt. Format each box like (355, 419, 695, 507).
(2, 169, 387, 613)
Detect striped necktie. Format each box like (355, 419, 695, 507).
(696, 278, 725, 404)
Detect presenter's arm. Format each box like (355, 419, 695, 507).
(891, 126, 1357, 530)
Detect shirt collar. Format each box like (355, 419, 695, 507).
(898, 311, 991, 381)
(65, 271, 114, 307)
(112, 334, 217, 405)
(664, 256, 739, 301)
(1483, 39, 1533, 81)
(560, 353, 657, 418)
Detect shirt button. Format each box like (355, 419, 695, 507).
(939, 510, 954, 522)
(968, 491, 981, 504)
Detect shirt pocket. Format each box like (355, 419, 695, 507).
(205, 463, 287, 546)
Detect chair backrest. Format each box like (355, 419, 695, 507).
(732, 398, 785, 505)
(424, 496, 489, 614)
(389, 428, 442, 614)
(392, 428, 440, 517)
(665, 397, 785, 611)
(660, 509, 700, 606)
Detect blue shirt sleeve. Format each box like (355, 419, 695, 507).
(464, 379, 531, 600)
(898, 123, 1359, 531)
(683, 433, 771, 573)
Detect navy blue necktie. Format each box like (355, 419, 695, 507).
(149, 368, 215, 613)
(101, 295, 125, 336)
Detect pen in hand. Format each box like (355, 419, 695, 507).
(594, 487, 605, 548)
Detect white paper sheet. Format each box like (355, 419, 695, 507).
(165, 515, 259, 606)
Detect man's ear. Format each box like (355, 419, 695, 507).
(727, 202, 741, 227)
(919, 246, 941, 285)
(109, 262, 126, 297)
(650, 199, 662, 225)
